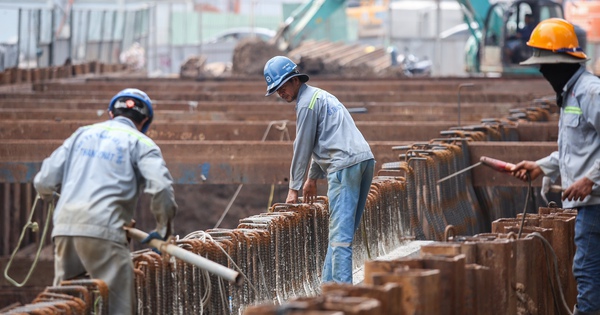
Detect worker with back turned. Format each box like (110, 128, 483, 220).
(34, 88, 178, 315)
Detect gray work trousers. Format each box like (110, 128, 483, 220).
(54, 236, 134, 315)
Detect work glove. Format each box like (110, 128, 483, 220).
(141, 231, 167, 255)
(541, 176, 552, 205)
(39, 192, 59, 202)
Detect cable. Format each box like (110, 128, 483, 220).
(517, 172, 532, 239)
(525, 232, 573, 315)
(182, 231, 259, 296)
(4, 194, 55, 287)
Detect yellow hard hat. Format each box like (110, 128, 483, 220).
(521, 18, 588, 65)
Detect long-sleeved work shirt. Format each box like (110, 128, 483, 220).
(290, 84, 374, 190)
(537, 66, 600, 208)
(34, 116, 177, 243)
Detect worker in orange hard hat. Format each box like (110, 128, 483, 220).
(510, 18, 600, 315)
(34, 88, 178, 315)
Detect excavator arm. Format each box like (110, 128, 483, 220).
(455, 0, 492, 73)
(270, 0, 347, 51)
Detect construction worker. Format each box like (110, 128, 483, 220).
(510, 18, 600, 315)
(263, 56, 375, 284)
(33, 88, 178, 315)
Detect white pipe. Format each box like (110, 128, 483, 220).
(125, 227, 242, 286)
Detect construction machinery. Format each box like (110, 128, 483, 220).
(231, 0, 350, 76)
(457, 0, 586, 75)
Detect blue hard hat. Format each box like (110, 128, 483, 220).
(263, 56, 309, 96)
(108, 88, 154, 134)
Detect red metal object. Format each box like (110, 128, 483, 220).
(480, 156, 515, 173)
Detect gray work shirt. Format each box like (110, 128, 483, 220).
(537, 66, 600, 208)
(34, 116, 178, 243)
(290, 84, 374, 190)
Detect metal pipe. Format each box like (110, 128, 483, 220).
(27, 10, 32, 68)
(108, 10, 117, 64)
(457, 83, 475, 127)
(124, 227, 243, 286)
(17, 8, 22, 68)
(49, 8, 55, 66)
(36, 9, 41, 68)
(67, 7, 72, 62)
(85, 10, 91, 61)
(98, 10, 106, 63)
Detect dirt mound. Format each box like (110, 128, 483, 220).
(232, 37, 282, 76)
(179, 55, 207, 79)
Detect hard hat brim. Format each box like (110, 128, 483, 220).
(520, 48, 588, 65)
(265, 73, 309, 96)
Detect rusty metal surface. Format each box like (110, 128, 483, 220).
(0, 108, 501, 123)
(0, 89, 547, 103)
(0, 120, 462, 142)
(0, 141, 558, 186)
(31, 77, 552, 94)
(0, 121, 557, 142)
(0, 99, 526, 117)
(0, 72, 566, 313)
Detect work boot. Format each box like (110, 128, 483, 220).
(574, 305, 600, 315)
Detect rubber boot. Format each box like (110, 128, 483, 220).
(574, 305, 600, 315)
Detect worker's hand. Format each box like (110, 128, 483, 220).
(125, 220, 136, 244)
(141, 231, 166, 255)
(510, 161, 543, 181)
(563, 177, 594, 202)
(302, 179, 318, 204)
(39, 193, 54, 202)
(38, 192, 59, 202)
(286, 189, 299, 204)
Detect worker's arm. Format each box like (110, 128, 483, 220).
(567, 88, 600, 201)
(33, 132, 77, 200)
(137, 145, 178, 238)
(289, 106, 318, 191)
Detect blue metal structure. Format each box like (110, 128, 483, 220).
(456, 0, 565, 75)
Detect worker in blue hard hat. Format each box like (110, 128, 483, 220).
(33, 88, 178, 315)
(264, 56, 375, 284)
(510, 18, 599, 315)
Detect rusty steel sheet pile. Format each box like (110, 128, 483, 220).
(3, 118, 569, 314)
(0, 76, 568, 314)
(0, 62, 125, 86)
(243, 206, 576, 315)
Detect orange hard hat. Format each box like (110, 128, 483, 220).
(525, 18, 587, 60)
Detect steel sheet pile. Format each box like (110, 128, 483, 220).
(2, 100, 566, 314)
(244, 206, 577, 315)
